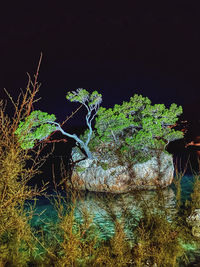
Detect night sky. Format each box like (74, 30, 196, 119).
(1, 2, 200, 137)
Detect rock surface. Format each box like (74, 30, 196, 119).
(71, 148, 174, 193)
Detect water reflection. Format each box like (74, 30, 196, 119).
(74, 187, 176, 241)
(30, 185, 177, 242)
(28, 175, 199, 265)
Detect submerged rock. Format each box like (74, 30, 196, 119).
(71, 148, 174, 193)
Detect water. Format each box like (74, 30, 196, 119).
(27, 174, 200, 265)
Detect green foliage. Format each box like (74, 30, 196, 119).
(95, 94, 151, 142)
(66, 88, 102, 108)
(66, 88, 90, 103)
(15, 89, 102, 158)
(15, 90, 183, 163)
(15, 110, 57, 149)
(92, 94, 183, 162)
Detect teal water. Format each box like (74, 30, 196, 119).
(28, 174, 200, 265)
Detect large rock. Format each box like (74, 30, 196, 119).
(71, 148, 174, 193)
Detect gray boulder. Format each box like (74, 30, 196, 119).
(71, 148, 174, 193)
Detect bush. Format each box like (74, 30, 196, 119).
(0, 66, 50, 265)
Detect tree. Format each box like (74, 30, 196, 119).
(93, 94, 183, 162)
(15, 89, 102, 159)
(16, 90, 183, 163)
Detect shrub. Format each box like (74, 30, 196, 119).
(0, 102, 40, 266)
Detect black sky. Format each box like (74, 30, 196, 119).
(0, 2, 200, 133)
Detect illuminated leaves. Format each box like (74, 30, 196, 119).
(66, 88, 102, 110)
(66, 88, 90, 104)
(15, 89, 183, 162)
(15, 89, 102, 158)
(94, 94, 183, 155)
(15, 110, 57, 149)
